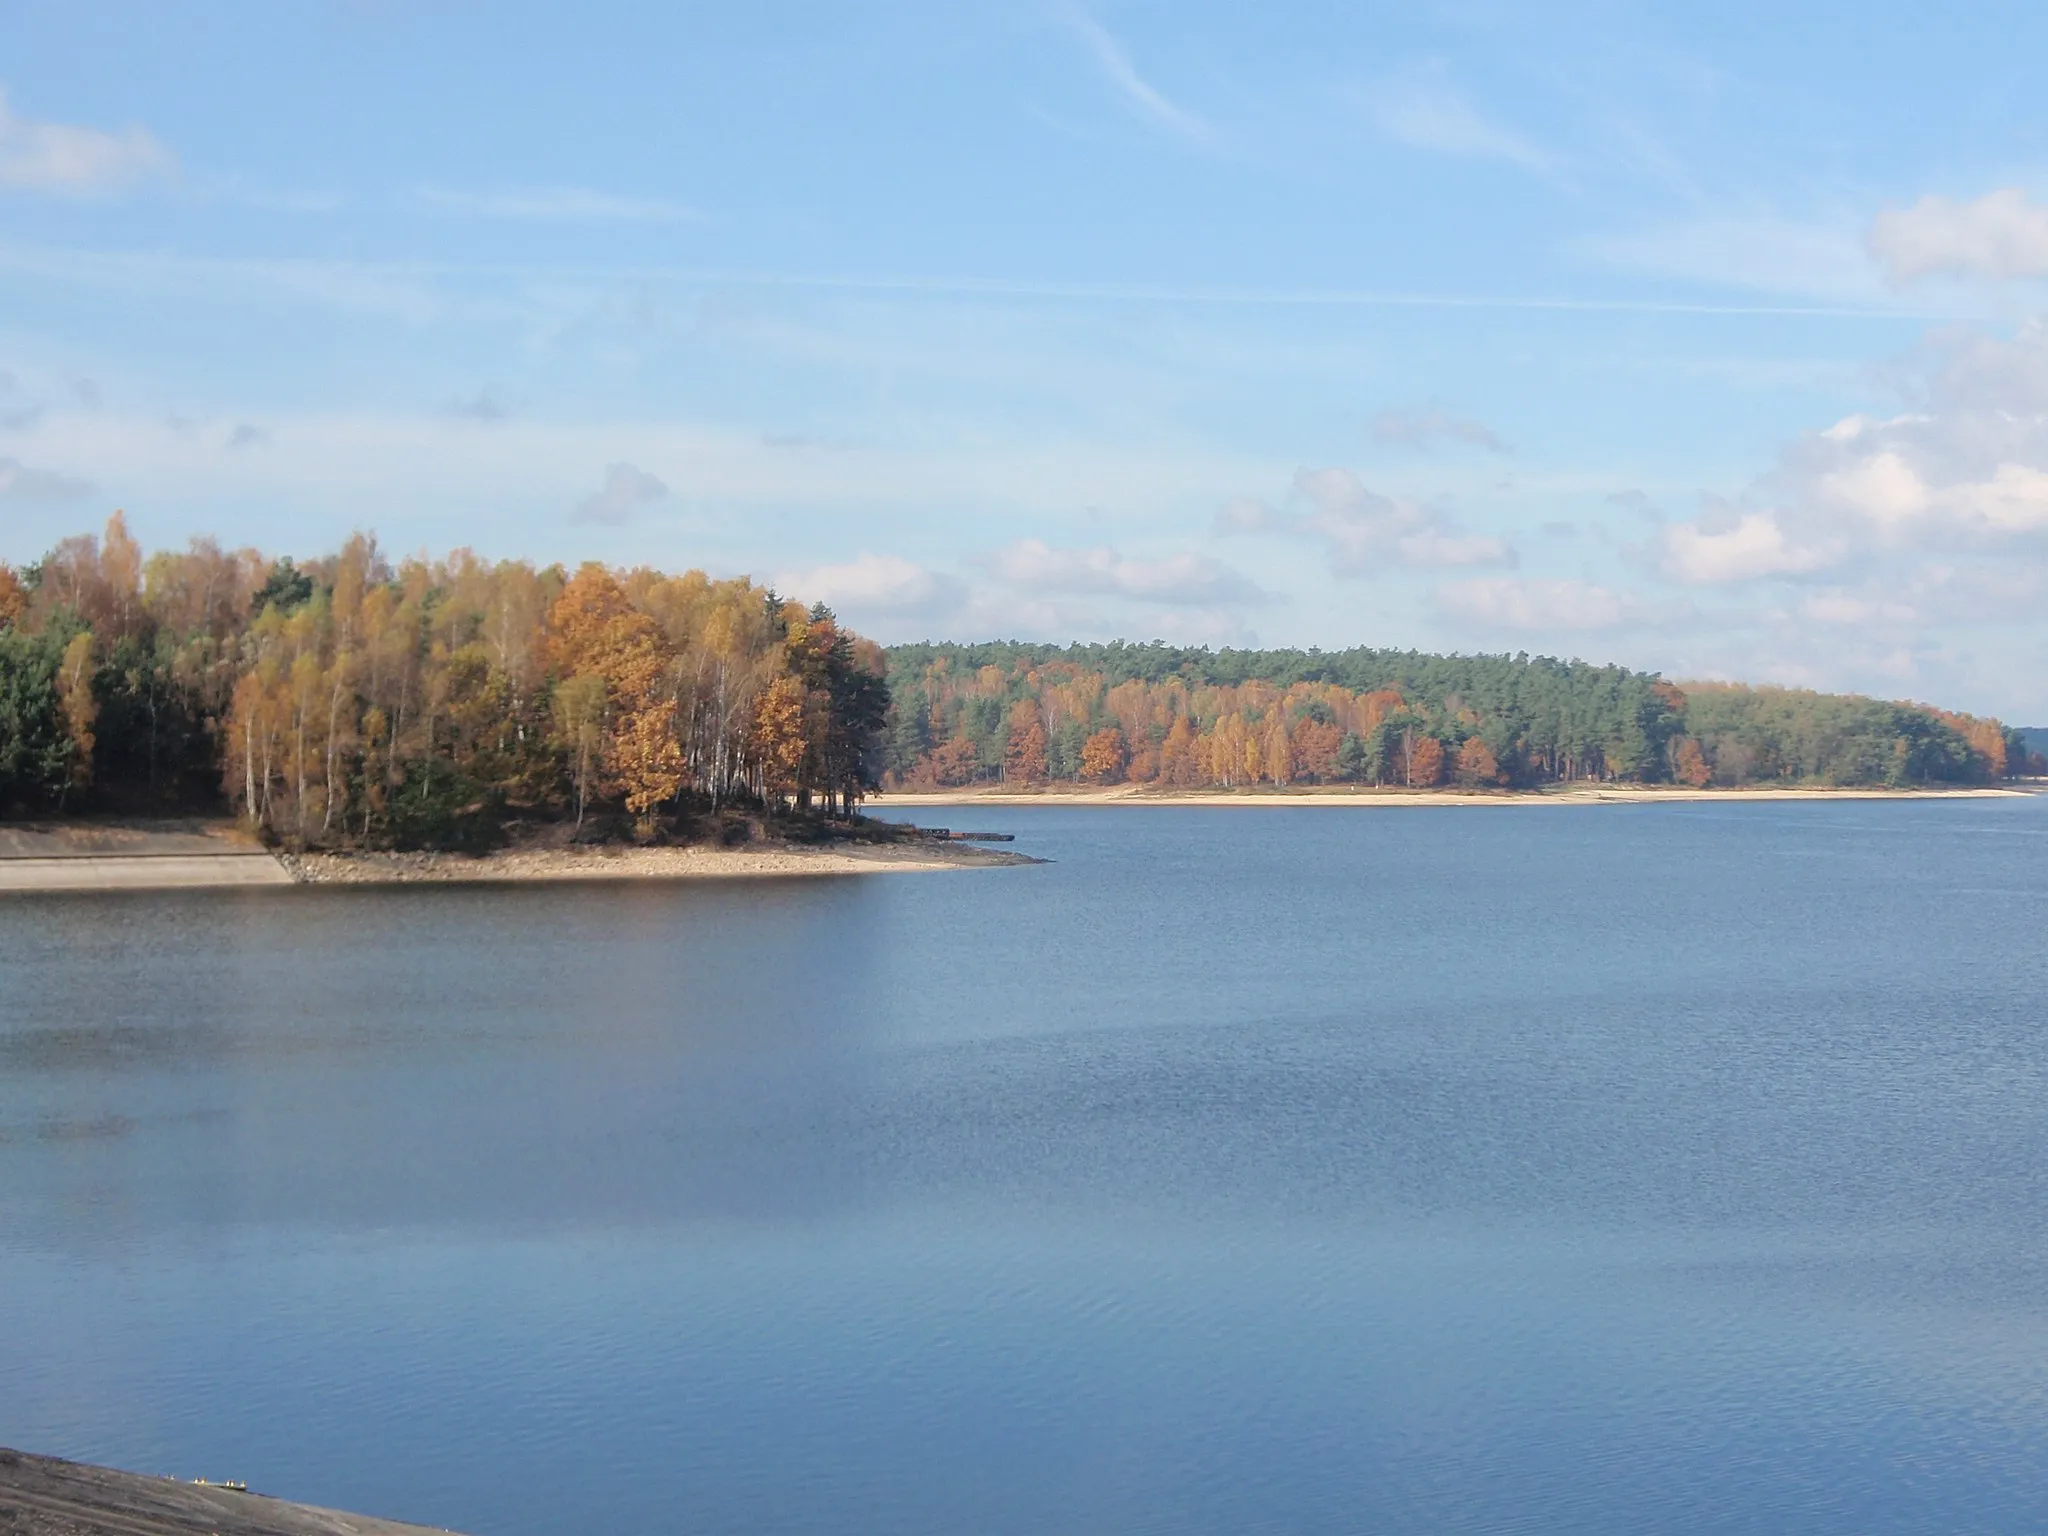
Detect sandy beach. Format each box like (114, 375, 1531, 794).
(282, 839, 1029, 885)
(873, 784, 2036, 809)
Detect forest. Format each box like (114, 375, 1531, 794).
(881, 641, 2038, 792)
(0, 516, 888, 848)
(0, 519, 2036, 850)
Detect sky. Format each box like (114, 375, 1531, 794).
(6, 2, 2048, 716)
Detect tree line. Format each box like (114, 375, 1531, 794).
(0, 517, 888, 845)
(4, 523, 2034, 845)
(881, 641, 2037, 791)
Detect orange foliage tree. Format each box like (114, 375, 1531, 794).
(1671, 736, 1711, 788)
(1079, 726, 1127, 784)
(1455, 737, 1502, 787)
(1408, 735, 1445, 787)
(1003, 700, 1049, 786)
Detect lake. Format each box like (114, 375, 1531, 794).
(4, 799, 2048, 1534)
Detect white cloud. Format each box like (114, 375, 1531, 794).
(1434, 576, 1678, 633)
(1658, 509, 1836, 584)
(0, 455, 93, 504)
(1371, 406, 1510, 454)
(1366, 65, 1550, 173)
(418, 185, 700, 224)
(1057, 4, 1211, 143)
(1869, 189, 2048, 284)
(1642, 320, 2048, 605)
(980, 538, 1261, 605)
(1289, 466, 1511, 573)
(572, 462, 668, 525)
(778, 552, 951, 615)
(0, 89, 169, 194)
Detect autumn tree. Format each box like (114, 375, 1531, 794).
(0, 564, 26, 629)
(1408, 734, 1445, 787)
(548, 564, 685, 818)
(1671, 735, 1711, 788)
(1003, 700, 1049, 786)
(1079, 726, 1127, 785)
(752, 673, 808, 808)
(55, 631, 97, 801)
(1159, 714, 1202, 787)
(1292, 717, 1343, 783)
(928, 733, 982, 787)
(552, 674, 606, 826)
(1455, 737, 1502, 788)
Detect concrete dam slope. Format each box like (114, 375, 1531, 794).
(0, 822, 291, 892)
(0, 1448, 465, 1536)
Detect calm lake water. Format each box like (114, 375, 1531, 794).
(5, 799, 2048, 1534)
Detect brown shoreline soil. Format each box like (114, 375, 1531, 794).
(0, 1445, 463, 1536)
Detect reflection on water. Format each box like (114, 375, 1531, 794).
(5, 800, 2048, 1534)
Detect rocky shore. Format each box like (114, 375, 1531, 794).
(0, 1446, 462, 1536)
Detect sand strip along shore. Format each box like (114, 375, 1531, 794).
(873, 785, 2035, 809)
(283, 840, 1032, 884)
(0, 852, 295, 892)
(0, 1444, 465, 1536)
(0, 821, 1032, 892)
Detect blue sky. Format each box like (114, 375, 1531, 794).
(6, 2, 2048, 715)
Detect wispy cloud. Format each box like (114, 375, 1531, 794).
(572, 462, 668, 525)
(0, 87, 171, 194)
(1372, 407, 1511, 454)
(1056, 4, 1211, 144)
(1580, 214, 1895, 306)
(448, 390, 509, 424)
(1365, 64, 1551, 174)
(0, 238, 1939, 323)
(0, 455, 94, 505)
(419, 184, 700, 224)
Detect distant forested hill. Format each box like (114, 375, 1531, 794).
(881, 641, 2036, 791)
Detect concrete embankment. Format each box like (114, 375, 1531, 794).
(0, 1446, 464, 1536)
(0, 823, 292, 893)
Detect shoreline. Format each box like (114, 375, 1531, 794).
(872, 784, 2037, 809)
(0, 820, 1035, 894)
(282, 840, 1033, 885)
